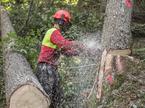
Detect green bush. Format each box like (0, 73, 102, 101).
(6, 33, 41, 69)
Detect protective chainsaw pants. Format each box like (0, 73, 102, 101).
(35, 63, 63, 108)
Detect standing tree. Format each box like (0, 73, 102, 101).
(97, 0, 133, 99)
(102, 0, 133, 50)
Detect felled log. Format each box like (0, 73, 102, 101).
(0, 6, 50, 108)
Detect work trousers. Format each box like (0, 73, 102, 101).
(35, 63, 63, 108)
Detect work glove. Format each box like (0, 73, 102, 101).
(61, 41, 82, 56)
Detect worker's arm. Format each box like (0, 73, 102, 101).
(50, 30, 80, 56)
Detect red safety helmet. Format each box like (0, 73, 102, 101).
(52, 10, 71, 23)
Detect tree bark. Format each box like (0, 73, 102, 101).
(0, 6, 50, 108)
(96, 0, 133, 99)
(102, 0, 133, 49)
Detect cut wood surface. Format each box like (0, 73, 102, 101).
(0, 6, 50, 108)
(96, 49, 133, 99)
(96, 49, 107, 99)
(109, 49, 131, 56)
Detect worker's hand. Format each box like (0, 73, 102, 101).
(71, 41, 86, 52)
(61, 43, 81, 56)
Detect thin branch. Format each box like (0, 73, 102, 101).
(18, 0, 34, 35)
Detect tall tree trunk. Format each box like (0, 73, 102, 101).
(96, 0, 133, 99)
(0, 6, 50, 108)
(102, 0, 133, 49)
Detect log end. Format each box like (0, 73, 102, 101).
(9, 85, 50, 108)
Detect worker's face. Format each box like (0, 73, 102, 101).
(60, 22, 72, 32)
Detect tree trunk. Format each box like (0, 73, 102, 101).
(102, 0, 132, 49)
(96, 0, 133, 99)
(0, 6, 50, 108)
